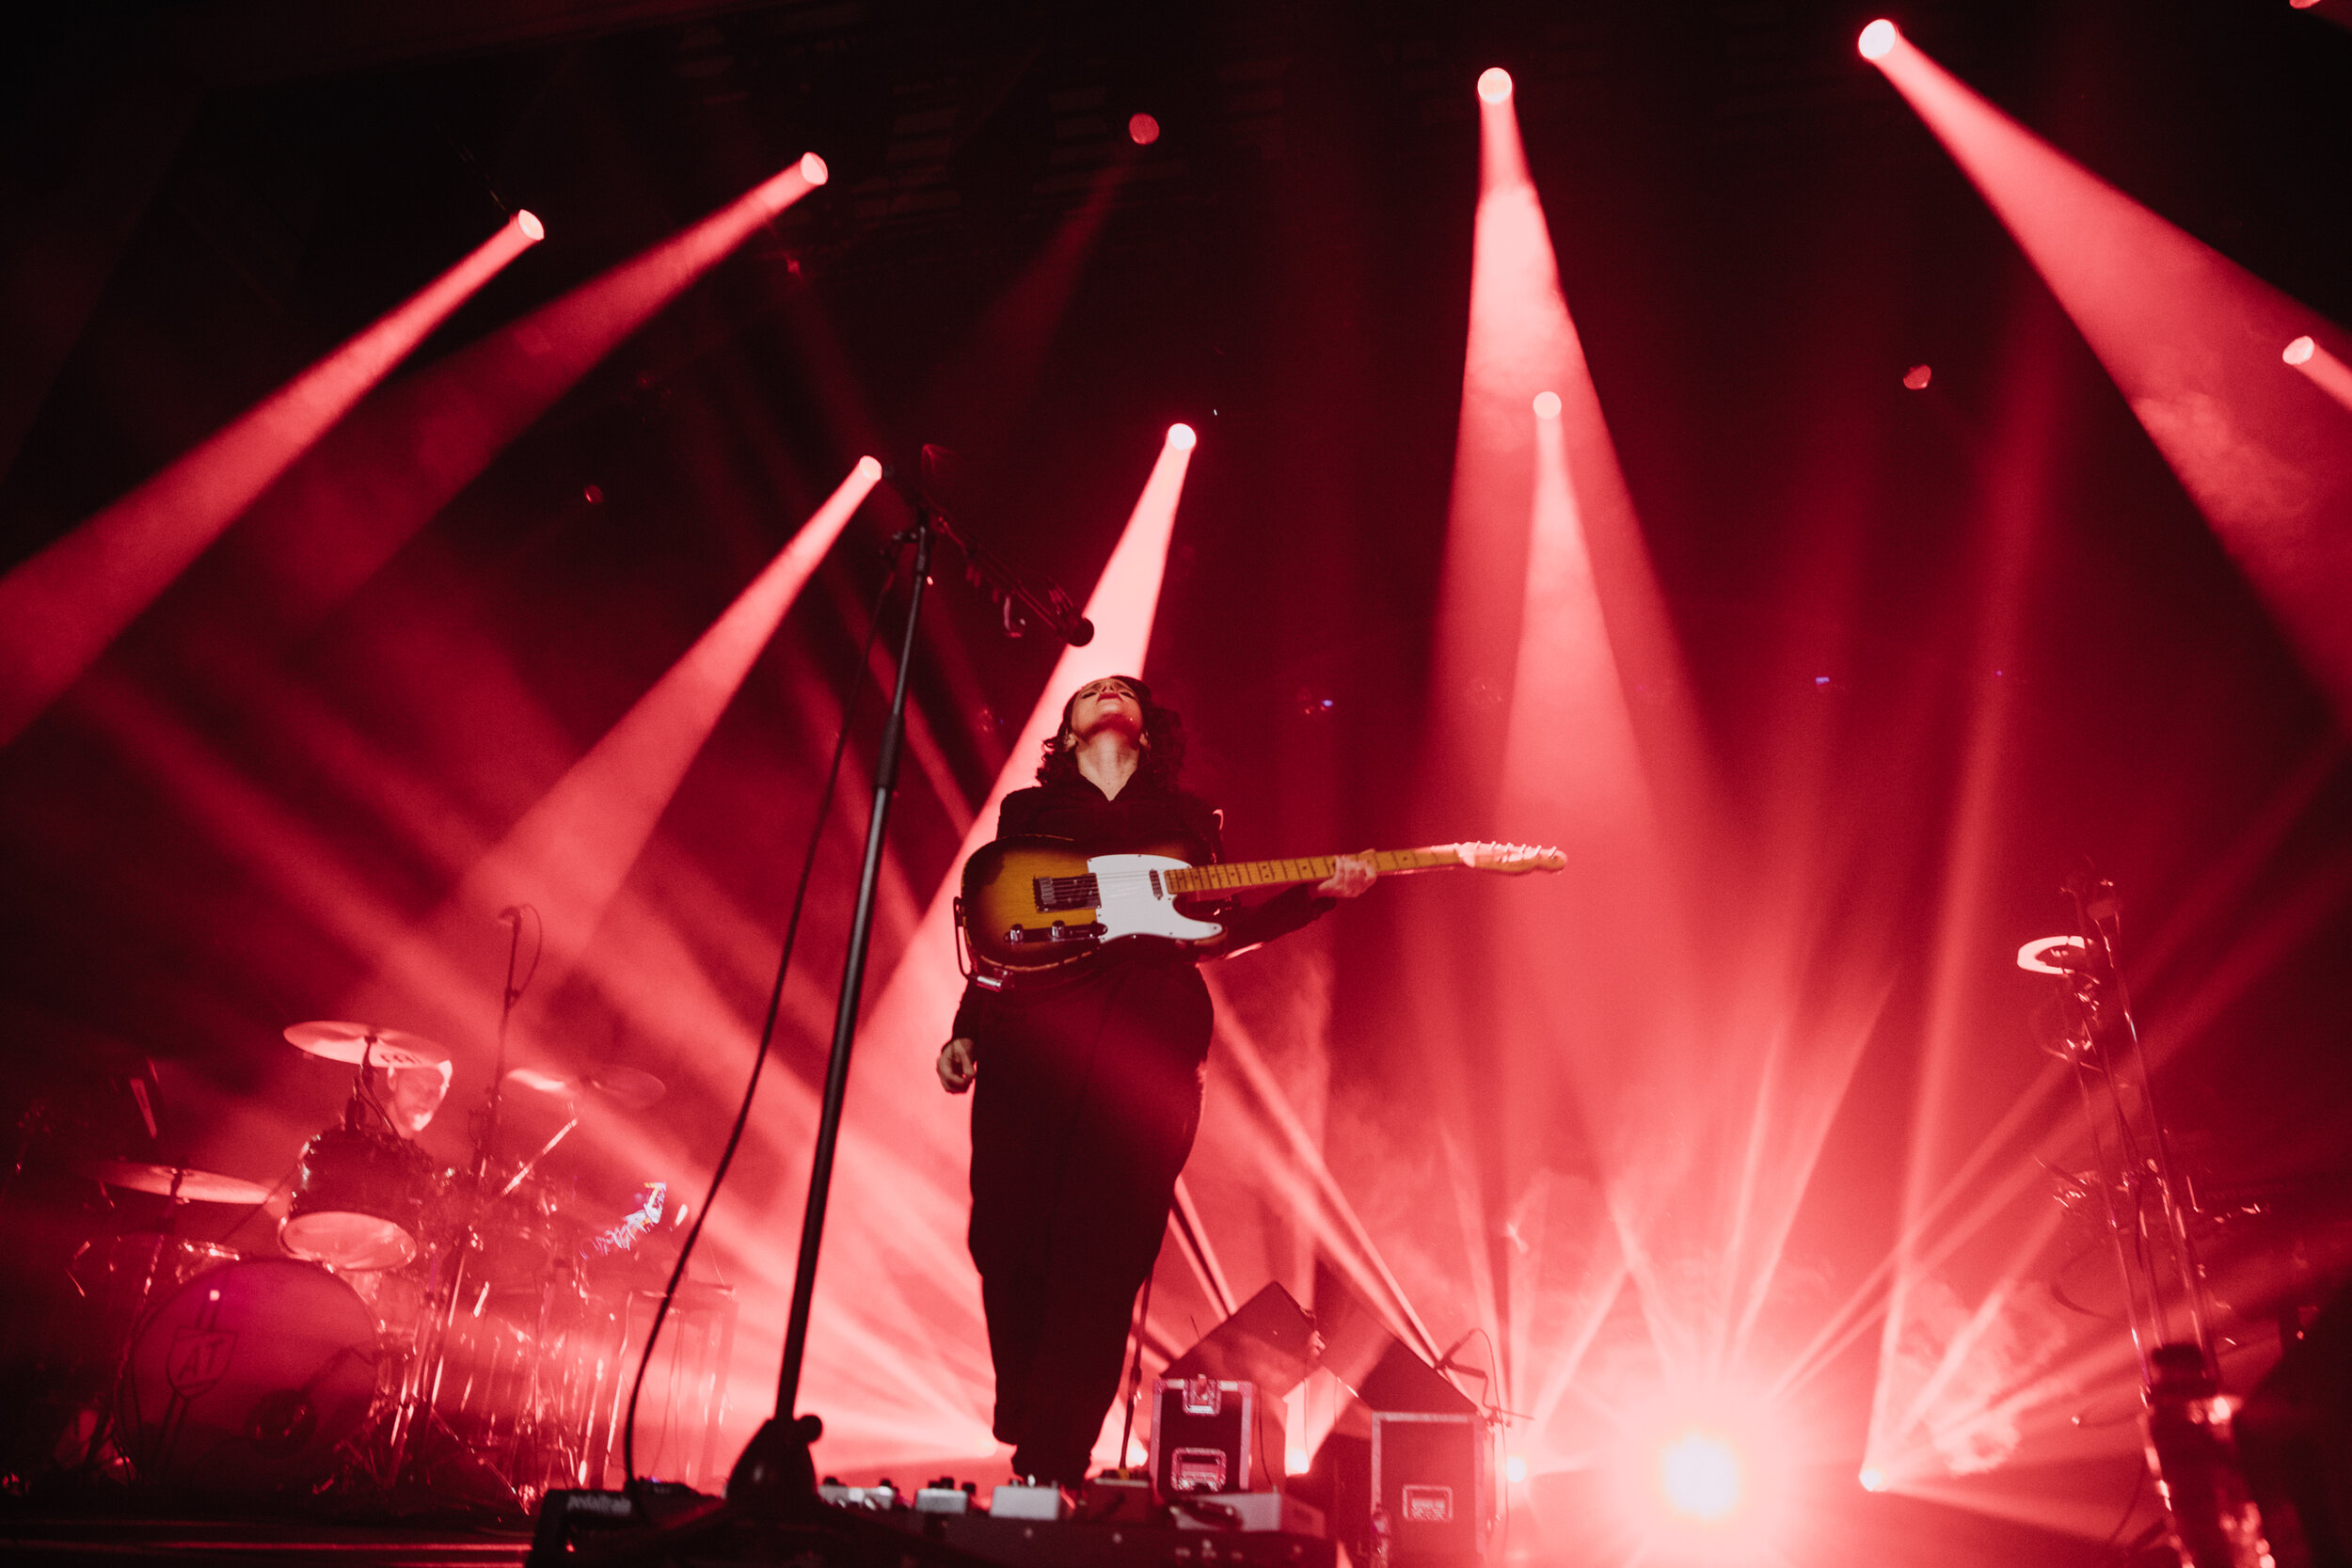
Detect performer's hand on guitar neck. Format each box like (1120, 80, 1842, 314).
(1317, 851, 1378, 899)
(937, 1037, 979, 1094)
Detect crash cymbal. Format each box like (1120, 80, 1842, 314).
(87, 1160, 272, 1205)
(283, 1021, 449, 1069)
(586, 1066, 665, 1111)
(503, 1063, 666, 1111)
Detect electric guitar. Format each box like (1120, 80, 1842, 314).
(956, 834, 1566, 975)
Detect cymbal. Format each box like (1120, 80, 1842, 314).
(2017, 936, 2094, 975)
(87, 1160, 272, 1205)
(504, 1063, 666, 1112)
(284, 1021, 449, 1069)
(587, 1066, 665, 1111)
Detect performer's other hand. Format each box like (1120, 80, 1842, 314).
(1317, 851, 1377, 899)
(938, 1037, 979, 1093)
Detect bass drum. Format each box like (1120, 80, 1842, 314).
(117, 1258, 377, 1491)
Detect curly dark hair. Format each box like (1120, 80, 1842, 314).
(1035, 674, 1187, 788)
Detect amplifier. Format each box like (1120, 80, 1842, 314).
(1151, 1375, 1282, 1500)
(1371, 1411, 1485, 1568)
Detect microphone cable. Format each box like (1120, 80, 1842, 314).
(622, 549, 902, 1489)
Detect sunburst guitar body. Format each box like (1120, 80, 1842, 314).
(956, 833, 1566, 975)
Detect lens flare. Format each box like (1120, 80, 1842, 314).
(1478, 68, 1514, 104)
(1128, 113, 1161, 146)
(1859, 20, 1899, 59)
(1859, 1465, 1889, 1492)
(2285, 335, 2317, 366)
(1168, 421, 1198, 451)
(1658, 1432, 1742, 1520)
(1532, 389, 1562, 420)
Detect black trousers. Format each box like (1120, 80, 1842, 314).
(966, 954, 1212, 1485)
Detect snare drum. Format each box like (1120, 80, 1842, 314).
(280, 1125, 434, 1271)
(116, 1258, 377, 1490)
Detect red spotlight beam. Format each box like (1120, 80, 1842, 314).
(349, 456, 882, 1033)
(0, 212, 544, 746)
(225, 155, 828, 636)
(1867, 25, 2352, 721)
(1433, 79, 1705, 817)
(1206, 982, 1449, 1368)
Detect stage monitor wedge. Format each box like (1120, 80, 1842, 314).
(1164, 1280, 1320, 1400)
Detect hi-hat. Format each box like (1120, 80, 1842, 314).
(505, 1063, 666, 1112)
(2017, 936, 2094, 975)
(87, 1160, 273, 1205)
(284, 1021, 450, 1069)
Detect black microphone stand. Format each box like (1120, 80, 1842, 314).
(727, 505, 938, 1508)
(539, 483, 1078, 1568)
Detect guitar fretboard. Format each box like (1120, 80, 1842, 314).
(1158, 846, 1470, 896)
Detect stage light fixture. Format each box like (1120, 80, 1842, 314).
(1532, 389, 1562, 420)
(799, 151, 830, 186)
(1903, 364, 1932, 389)
(1859, 20, 1899, 59)
(856, 455, 883, 481)
(1505, 1454, 1528, 1483)
(1658, 1431, 1742, 1521)
(516, 210, 546, 242)
(2285, 335, 2317, 366)
(1478, 67, 1514, 103)
(1129, 113, 1161, 146)
(1168, 421, 1198, 451)
(1858, 1465, 1888, 1492)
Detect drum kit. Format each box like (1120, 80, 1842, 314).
(56, 1021, 735, 1511)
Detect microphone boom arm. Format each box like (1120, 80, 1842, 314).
(882, 467, 1094, 647)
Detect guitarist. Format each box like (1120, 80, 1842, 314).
(935, 674, 1375, 1491)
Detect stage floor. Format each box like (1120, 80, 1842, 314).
(0, 1513, 535, 1567)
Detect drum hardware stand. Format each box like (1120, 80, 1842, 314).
(481, 907, 531, 1183)
(379, 913, 539, 1504)
(499, 1117, 580, 1200)
(2025, 869, 2265, 1566)
(2028, 872, 2212, 1385)
(87, 1168, 199, 1479)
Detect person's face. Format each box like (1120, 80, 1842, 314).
(387, 1064, 451, 1136)
(1067, 677, 1144, 743)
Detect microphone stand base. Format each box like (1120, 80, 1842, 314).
(726, 1414, 824, 1518)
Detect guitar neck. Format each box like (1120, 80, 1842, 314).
(1159, 846, 1469, 897)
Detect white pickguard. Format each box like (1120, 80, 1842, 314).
(1086, 852, 1227, 946)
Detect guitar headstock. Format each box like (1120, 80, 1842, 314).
(1452, 841, 1567, 875)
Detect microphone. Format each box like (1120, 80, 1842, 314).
(881, 461, 1094, 647)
